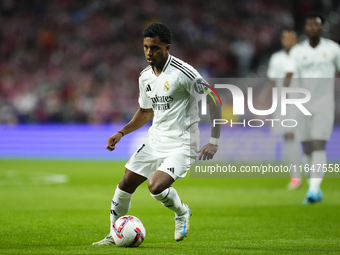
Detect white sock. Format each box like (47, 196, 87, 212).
(110, 186, 133, 230)
(302, 154, 312, 180)
(151, 187, 187, 216)
(309, 150, 326, 193)
(285, 140, 301, 178)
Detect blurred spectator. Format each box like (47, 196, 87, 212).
(0, 0, 339, 124)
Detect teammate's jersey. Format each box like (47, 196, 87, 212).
(286, 38, 340, 78)
(138, 55, 203, 151)
(286, 38, 340, 111)
(267, 50, 297, 133)
(267, 49, 294, 87)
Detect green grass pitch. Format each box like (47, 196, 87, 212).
(1, 159, 340, 254)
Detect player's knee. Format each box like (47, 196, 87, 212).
(313, 140, 326, 151)
(302, 142, 313, 155)
(148, 180, 166, 195)
(284, 133, 294, 140)
(303, 147, 313, 155)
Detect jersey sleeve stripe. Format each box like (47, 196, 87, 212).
(171, 59, 197, 78)
(139, 66, 151, 76)
(170, 62, 196, 80)
(162, 56, 172, 72)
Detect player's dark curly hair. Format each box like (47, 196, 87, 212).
(280, 27, 295, 33)
(305, 11, 325, 25)
(143, 22, 172, 44)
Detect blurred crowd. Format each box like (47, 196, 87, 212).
(0, 0, 340, 124)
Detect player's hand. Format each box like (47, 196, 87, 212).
(198, 143, 218, 160)
(106, 133, 123, 151)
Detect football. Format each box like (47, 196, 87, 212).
(111, 215, 146, 247)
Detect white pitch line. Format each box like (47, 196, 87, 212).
(0, 170, 69, 186)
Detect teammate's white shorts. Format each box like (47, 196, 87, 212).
(295, 105, 334, 141)
(270, 104, 298, 135)
(125, 141, 198, 181)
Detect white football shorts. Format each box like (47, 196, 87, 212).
(125, 140, 198, 181)
(270, 104, 298, 135)
(295, 104, 334, 141)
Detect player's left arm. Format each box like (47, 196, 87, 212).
(258, 79, 275, 104)
(198, 93, 221, 160)
(334, 43, 340, 73)
(284, 46, 297, 87)
(284, 72, 294, 87)
(259, 54, 277, 104)
(181, 65, 222, 160)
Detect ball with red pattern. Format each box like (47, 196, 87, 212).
(111, 215, 146, 247)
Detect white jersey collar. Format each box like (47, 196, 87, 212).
(162, 54, 172, 72)
(304, 37, 325, 48)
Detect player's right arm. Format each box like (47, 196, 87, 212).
(107, 71, 154, 151)
(259, 54, 277, 104)
(284, 47, 298, 87)
(106, 107, 154, 151)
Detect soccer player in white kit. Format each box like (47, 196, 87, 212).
(264, 29, 301, 189)
(93, 22, 221, 245)
(285, 13, 340, 204)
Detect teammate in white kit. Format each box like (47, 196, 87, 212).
(285, 13, 340, 204)
(264, 29, 301, 189)
(93, 22, 221, 244)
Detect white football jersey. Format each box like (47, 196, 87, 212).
(286, 38, 340, 111)
(286, 38, 340, 78)
(267, 50, 297, 133)
(138, 55, 203, 151)
(267, 49, 293, 87)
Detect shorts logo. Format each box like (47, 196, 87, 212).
(164, 81, 170, 91)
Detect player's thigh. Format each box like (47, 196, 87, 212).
(118, 168, 148, 194)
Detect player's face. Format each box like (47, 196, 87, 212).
(281, 31, 297, 52)
(143, 36, 170, 69)
(305, 17, 323, 39)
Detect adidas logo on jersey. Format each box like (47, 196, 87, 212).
(146, 84, 152, 92)
(167, 167, 174, 173)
